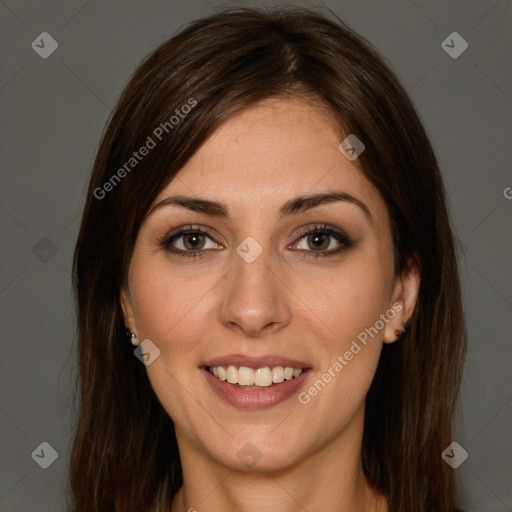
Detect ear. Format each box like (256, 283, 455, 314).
(383, 255, 421, 344)
(120, 285, 138, 334)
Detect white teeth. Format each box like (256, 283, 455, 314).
(208, 365, 304, 387)
(284, 367, 294, 380)
(238, 366, 254, 386)
(272, 366, 284, 383)
(217, 366, 227, 381)
(254, 367, 273, 387)
(226, 365, 238, 384)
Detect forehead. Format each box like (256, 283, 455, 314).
(152, 98, 387, 223)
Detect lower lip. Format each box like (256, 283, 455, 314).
(202, 368, 311, 410)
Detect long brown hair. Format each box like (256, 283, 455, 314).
(71, 7, 467, 511)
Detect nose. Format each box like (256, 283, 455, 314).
(218, 243, 292, 338)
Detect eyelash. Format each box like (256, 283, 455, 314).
(158, 223, 354, 260)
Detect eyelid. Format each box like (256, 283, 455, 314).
(159, 224, 223, 252)
(289, 223, 354, 255)
(291, 223, 352, 243)
(160, 222, 354, 258)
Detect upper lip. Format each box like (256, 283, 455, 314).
(202, 354, 311, 370)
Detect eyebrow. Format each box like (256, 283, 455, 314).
(147, 191, 372, 223)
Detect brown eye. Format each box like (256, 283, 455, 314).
(182, 232, 206, 250)
(291, 223, 355, 259)
(160, 225, 222, 258)
(306, 232, 330, 251)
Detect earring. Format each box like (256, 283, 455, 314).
(395, 324, 407, 339)
(125, 327, 140, 346)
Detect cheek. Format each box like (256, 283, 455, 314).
(294, 274, 387, 447)
(128, 256, 212, 425)
(295, 254, 392, 350)
(291, 249, 391, 409)
(128, 254, 213, 344)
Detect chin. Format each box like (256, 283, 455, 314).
(203, 432, 308, 473)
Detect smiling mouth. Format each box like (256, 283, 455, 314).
(205, 365, 308, 389)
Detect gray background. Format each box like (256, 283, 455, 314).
(0, 0, 510, 510)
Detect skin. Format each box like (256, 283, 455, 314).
(121, 97, 420, 512)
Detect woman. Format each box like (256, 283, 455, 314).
(70, 6, 467, 512)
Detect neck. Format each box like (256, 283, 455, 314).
(170, 408, 387, 512)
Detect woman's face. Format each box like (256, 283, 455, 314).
(122, 97, 418, 472)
